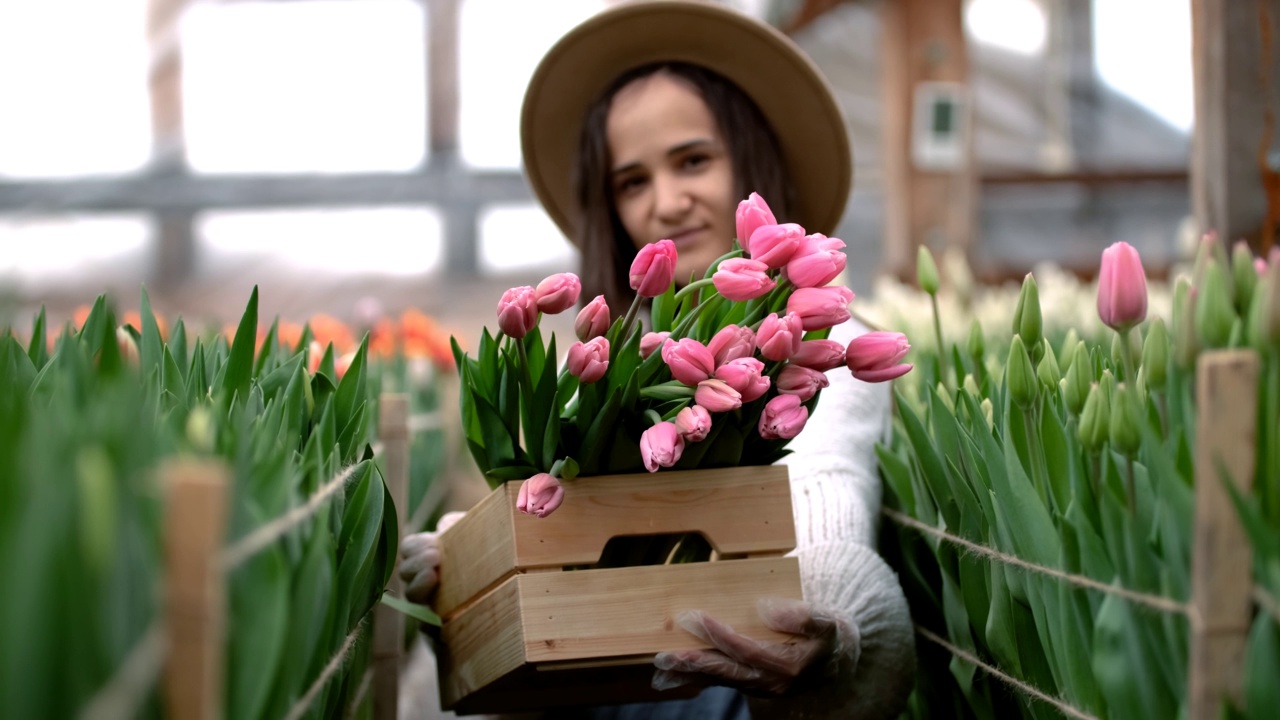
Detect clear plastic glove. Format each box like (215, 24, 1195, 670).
(651, 597, 859, 697)
(397, 510, 466, 605)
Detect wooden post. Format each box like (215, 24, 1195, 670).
(373, 394, 410, 720)
(146, 0, 196, 290)
(163, 459, 229, 720)
(1189, 350, 1260, 719)
(879, 0, 977, 283)
(1190, 0, 1280, 252)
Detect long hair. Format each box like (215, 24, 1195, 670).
(572, 62, 792, 318)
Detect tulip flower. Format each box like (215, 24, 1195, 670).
(694, 379, 743, 413)
(1007, 335, 1038, 409)
(713, 357, 771, 402)
(1096, 242, 1148, 332)
(916, 245, 940, 295)
(334, 351, 356, 380)
(497, 285, 538, 339)
(1141, 317, 1169, 391)
(713, 258, 776, 301)
(641, 331, 670, 359)
(535, 272, 581, 314)
(966, 319, 985, 363)
(776, 364, 829, 402)
(759, 394, 808, 440)
(1013, 274, 1043, 360)
(786, 234, 847, 288)
(1195, 259, 1236, 349)
(787, 286, 854, 331)
(574, 294, 611, 341)
(673, 405, 712, 442)
(640, 422, 685, 472)
(845, 331, 912, 383)
(1063, 341, 1092, 416)
(566, 337, 609, 383)
(116, 327, 139, 366)
(1232, 241, 1258, 312)
(756, 312, 804, 362)
(791, 339, 846, 372)
(747, 223, 804, 269)
(517, 473, 565, 518)
(630, 239, 678, 297)
(707, 325, 756, 366)
(736, 192, 777, 245)
(662, 338, 716, 386)
(1035, 340, 1060, 391)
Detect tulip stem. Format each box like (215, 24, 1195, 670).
(673, 278, 716, 306)
(620, 291, 645, 347)
(1118, 328, 1136, 385)
(1125, 455, 1136, 513)
(644, 408, 663, 427)
(930, 292, 948, 389)
(1023, 406, 1051, 511)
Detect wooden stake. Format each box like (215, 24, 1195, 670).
(1189, 349, 1260, 719)
(373, 394, 410, 720)
(163, 459, 228, 720)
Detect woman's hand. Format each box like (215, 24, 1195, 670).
(651, 597, 859, 697)
(397, 511, 466, 605)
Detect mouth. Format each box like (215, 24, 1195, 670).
(664, 227, 705, 248)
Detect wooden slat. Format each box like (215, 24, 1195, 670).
(372, 394, 410, 720)
(435, 481, 517, 618)
(1188, 349, 1260, 719)
(438, 578, 526, 708)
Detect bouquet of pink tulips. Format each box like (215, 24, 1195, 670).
(451, 193, 912, 518)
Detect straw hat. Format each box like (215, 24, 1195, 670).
(520, 0, 852, 243)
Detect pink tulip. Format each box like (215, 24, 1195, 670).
(497, 285, 539, 339)
(640, 421, 685, 472)
(535, 272, 581, 314)
(566, 337, 609, 383)
(759, 394, 808, 440)
(674, 405, 712, 442)
(307, 340, 325, 374)
(517, 473, 565, 518)
(630, 239, 678, 297)
(1096, 242, 1148, 332)
(713, 357, 771, 402)
(776, 364, 829, 402)
(845, 331, 913, 383)
(662, 338, 716, 386)
(787, 286, 854, 331)
(640, 331, 670, 359)
(707, 325, 756, 366)
(747, 223, 804, 269)
(756, 312, 804, 362)
(1256, 257, 1268, 276)
(736, 192, 777, 246)
(791, 339, 846, 372)
(713, 258, 776, 301)
(695, 379, 743, 413)
(574, 294, 612, 341)
(786, 233, 847, 288)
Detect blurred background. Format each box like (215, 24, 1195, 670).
(0, 0, 1207, 343)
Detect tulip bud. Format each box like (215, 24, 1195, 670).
(966, 318, 985, 363)
(1037, 339, 1061, 391)
(1193, 230, 1234, 302)
(736, 192, 777, 246)
(674, 405, 712, 442)
(662, 338, 716, 386)
(1172, 277, 1199, 371)
(630, 239, 678, 297)
(1078, 381, 1109, 452)
(1195, 259, 1237, 349)
(713, 258, 776, 301)
(786, 286, 854, 332)
(694, 378, 743, 413)
(1058, 329, 1080, 373)
(962, 373, 981, 398)
(1231, 240, 1257, 313)
(917, 245, 940, 296)
(786, 233, 847, 288)
(980, 398, 995, 430)
(707, 325, 756, 366)
(747, 223, 804, 269)
(935, 382, 955, 414)
(791, 339, 846, 372)
(496, 286, 538, 339)
(1096, 242, 1149, 332)
(517, 473, 566, 517)
(1012, 274, 1043, 361)
(714, 357, 771, 402)
(846, 331, 913, 383)
(534, 272, 582, 315)
(758, 394, 809, 440)
(756, 312, 804, 362)
(566, 337, 609, 383)
(1109, 383, 1142, 457)
(574, 294, 611, 341)
(776, 364, 829, 402)
(1140, 317, 1169, 391)
(640, 422, 685, 473)
(640, 331, 670, 359)
(1258, 260, 1280, 347)
(1063, 341, 1092, 417)
(1006, 335, 1038, 409)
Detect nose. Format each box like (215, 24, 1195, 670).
(653, 173, 691, 223)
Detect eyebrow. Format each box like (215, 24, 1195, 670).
(610, 138, 718, 178)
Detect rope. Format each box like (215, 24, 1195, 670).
(345, 667, 374, 719)
(1255, 586, 1280, 625)
(220, 443, 384, 571)
(882, 507, 1192, 617)
(77, 619, 166, 720)
(915, 626, 1099, 720)
(407, 412, 444, 433)
(283, 618, 368, 720)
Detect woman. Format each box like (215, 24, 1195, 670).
(402, 2, 915, 717)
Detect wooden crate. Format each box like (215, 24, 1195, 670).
(436, 465, 803, 715)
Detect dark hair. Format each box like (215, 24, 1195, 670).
(573, 62, 792, 317)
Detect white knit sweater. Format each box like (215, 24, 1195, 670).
(748, 319, 916, 719)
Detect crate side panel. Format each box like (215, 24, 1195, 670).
(436, 483, 518, 617)
(438, 576, 526, 709)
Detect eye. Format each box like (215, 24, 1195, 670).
(681, 153, 711, 170)
(614, 174, 647, 196)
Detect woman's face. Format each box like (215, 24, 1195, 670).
(606, 72, 736, 284)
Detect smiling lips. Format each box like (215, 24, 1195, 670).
(665, 227, 705, 248)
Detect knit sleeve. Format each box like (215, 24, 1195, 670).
(749, 319, 916, 719)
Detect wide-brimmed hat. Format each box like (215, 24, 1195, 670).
(520, 0, 852, 243)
